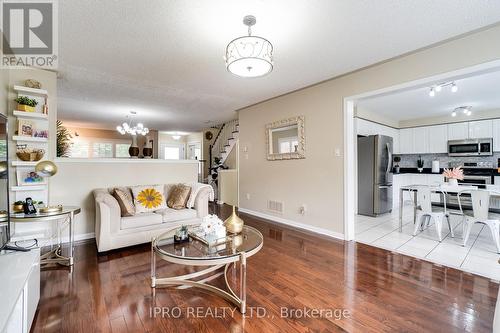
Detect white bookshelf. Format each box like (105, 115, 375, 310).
(12, 136, 48, 143)
(12, 161, 38, 167)
(13, 85, 48, 97)
(13, 110, 48, 120)
(11, 185, 46, 192)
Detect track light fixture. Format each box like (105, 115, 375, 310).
(429, 81, 457, 97)
(452, 106, 472, 117)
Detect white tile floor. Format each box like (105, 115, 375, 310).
(355, 204, 500, 281)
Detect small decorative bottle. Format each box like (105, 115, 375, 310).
(224, 206, 244, 234)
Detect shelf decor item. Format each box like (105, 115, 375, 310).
(16, 146, 45, 161)
(24, 79, 42, 89)
(16, 169, 47, 186)
(13, 201, 24, 213)
(417, 155, 424, 172)
(174, 225, 189, 243)
(443, 166, 464, 186)
(224, 206, 244, 234)
(14, 96, 38, 112)
(393, 156, 401, 174)
(142, 135, 153, 158)
(129, 136, 139, 158)
(18, 119, 34, 137)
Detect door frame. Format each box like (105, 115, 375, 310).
(343, 59, 500, 241)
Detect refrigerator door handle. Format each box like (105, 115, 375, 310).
(386, 143, 392, 174)
(378, 185, 392, 189)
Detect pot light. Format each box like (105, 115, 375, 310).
(225, 15, 273, 78)
(451, 83, 458, 93)
(429, 88, 435, 97)
(451, 111, 457, 117)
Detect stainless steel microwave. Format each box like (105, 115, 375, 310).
(447, 138, 493, 156)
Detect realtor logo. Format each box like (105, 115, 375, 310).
(1, 0, 58, 68)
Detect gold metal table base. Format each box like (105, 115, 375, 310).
(151, 252, 247, 314)
(40, 245, 73, 266)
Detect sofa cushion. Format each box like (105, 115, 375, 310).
(167, 184, 192, 210)
(155, 207, 197, 223)
(120, 212, 162, 230)
(130, 185, 167, 213)
(113, 188, 135, 217)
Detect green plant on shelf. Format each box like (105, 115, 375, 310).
(14, 96, 38, 107)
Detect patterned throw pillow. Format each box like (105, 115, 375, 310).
(113, 187, 135, 217)
(167, 184, 192, 210)
(130, 185, 167, 214)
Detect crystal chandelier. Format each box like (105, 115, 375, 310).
(225, 15, 273, 78)
(116, 111, 149, 136)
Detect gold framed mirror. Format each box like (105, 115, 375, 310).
(265, 116, 305, 160)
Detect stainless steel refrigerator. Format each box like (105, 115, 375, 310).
(357, 135, 393, 216)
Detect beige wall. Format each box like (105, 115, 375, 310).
(238, 24, 500, 235)
(49, 159, 199, 236)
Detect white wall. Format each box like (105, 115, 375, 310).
(49, 159, 198, 237)
(238, 24, 500, 236)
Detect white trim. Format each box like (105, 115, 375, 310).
(12, 136, 48, 143)
(13, 85, 48, 97)
(343, 99, 355, 241)
(343, 59, 500, 246)
(13, 111, 48, 120)
(238, 208, 344, 240)
(54, 158, 198, 164)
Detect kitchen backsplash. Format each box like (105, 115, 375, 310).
(394, 153, 500, 168)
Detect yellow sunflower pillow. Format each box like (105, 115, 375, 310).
(130, 185, 167, 214)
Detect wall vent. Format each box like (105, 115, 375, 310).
(267, 200, 284, 214)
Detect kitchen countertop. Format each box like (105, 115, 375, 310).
(392, 167, 500, 175)
(392, 168, 444, 175)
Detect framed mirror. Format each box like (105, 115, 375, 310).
(266, 116, 305, 160)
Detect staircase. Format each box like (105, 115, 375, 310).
(210, 119, 239, 168)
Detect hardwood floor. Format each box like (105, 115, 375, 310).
(31, 204, 498, 332)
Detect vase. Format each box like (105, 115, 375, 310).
(128, 136, 139, 158)
(448, 178, 458, 186)
(142, 135, 153, 158)
(224, 206, 244, 234)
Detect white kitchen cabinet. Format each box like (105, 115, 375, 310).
(428, 125, 448, 153)
(468, 120, 493, 139)
(447, 122, 469, 140)
(399, 128, 413, 154)
(492, 119, 500, 152)
(412, 127, 429, 153)
(356, 118, 400, 154)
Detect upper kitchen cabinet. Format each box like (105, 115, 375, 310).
(493, 119, 500, 151)
(428, 125, 448, 153)
(399, 128, 413, 154)
(412, 127, 429, 153)
(447, 122, 469, 140)
(468, 120, 493, 139)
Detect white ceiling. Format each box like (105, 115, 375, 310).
(357, 69, 500, 122)
(57, 0, 500, 131)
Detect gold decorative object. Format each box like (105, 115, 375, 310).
(16, 147, 45, 161)
(13, 204, 24, 213)
(24, 79, 42, 89)
(40, 205, 63, 213)
(224, 206, 244, 234)
(35, 160, 58, 177)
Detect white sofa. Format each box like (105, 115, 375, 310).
(93, 183, 212, 252)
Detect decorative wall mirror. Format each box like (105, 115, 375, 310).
(266, 116, 305, 160)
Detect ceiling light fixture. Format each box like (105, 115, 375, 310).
(224, 15, 273, 78)
(429, 81, 457, 97)
(453, 106, 472, 117)
(172, 134, 181, 140)
(116, 111, 149, 136)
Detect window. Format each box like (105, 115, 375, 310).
(92, 142, 113, 158)
(115, 143, 130, 158)
(160, 143, 185, 160)
(164, 147, 180, 159)
(278, 137, 299, 153)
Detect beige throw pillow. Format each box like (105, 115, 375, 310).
(130, 185, 167, 214)
(167, 184, 192, 210)
(113, 188, 135, 217)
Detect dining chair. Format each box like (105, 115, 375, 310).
(412, 185, 453, 242)
(458, 190, 500, 253)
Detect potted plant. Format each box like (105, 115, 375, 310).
(393, 156, 401, 173)
(14, 96, 38, 112)
(443, 167, 464, 186)
(417, 155, 424, 172)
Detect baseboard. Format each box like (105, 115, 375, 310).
(238, 208, 345, 240)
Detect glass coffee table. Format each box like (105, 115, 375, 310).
(151, 224, 263, 314)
